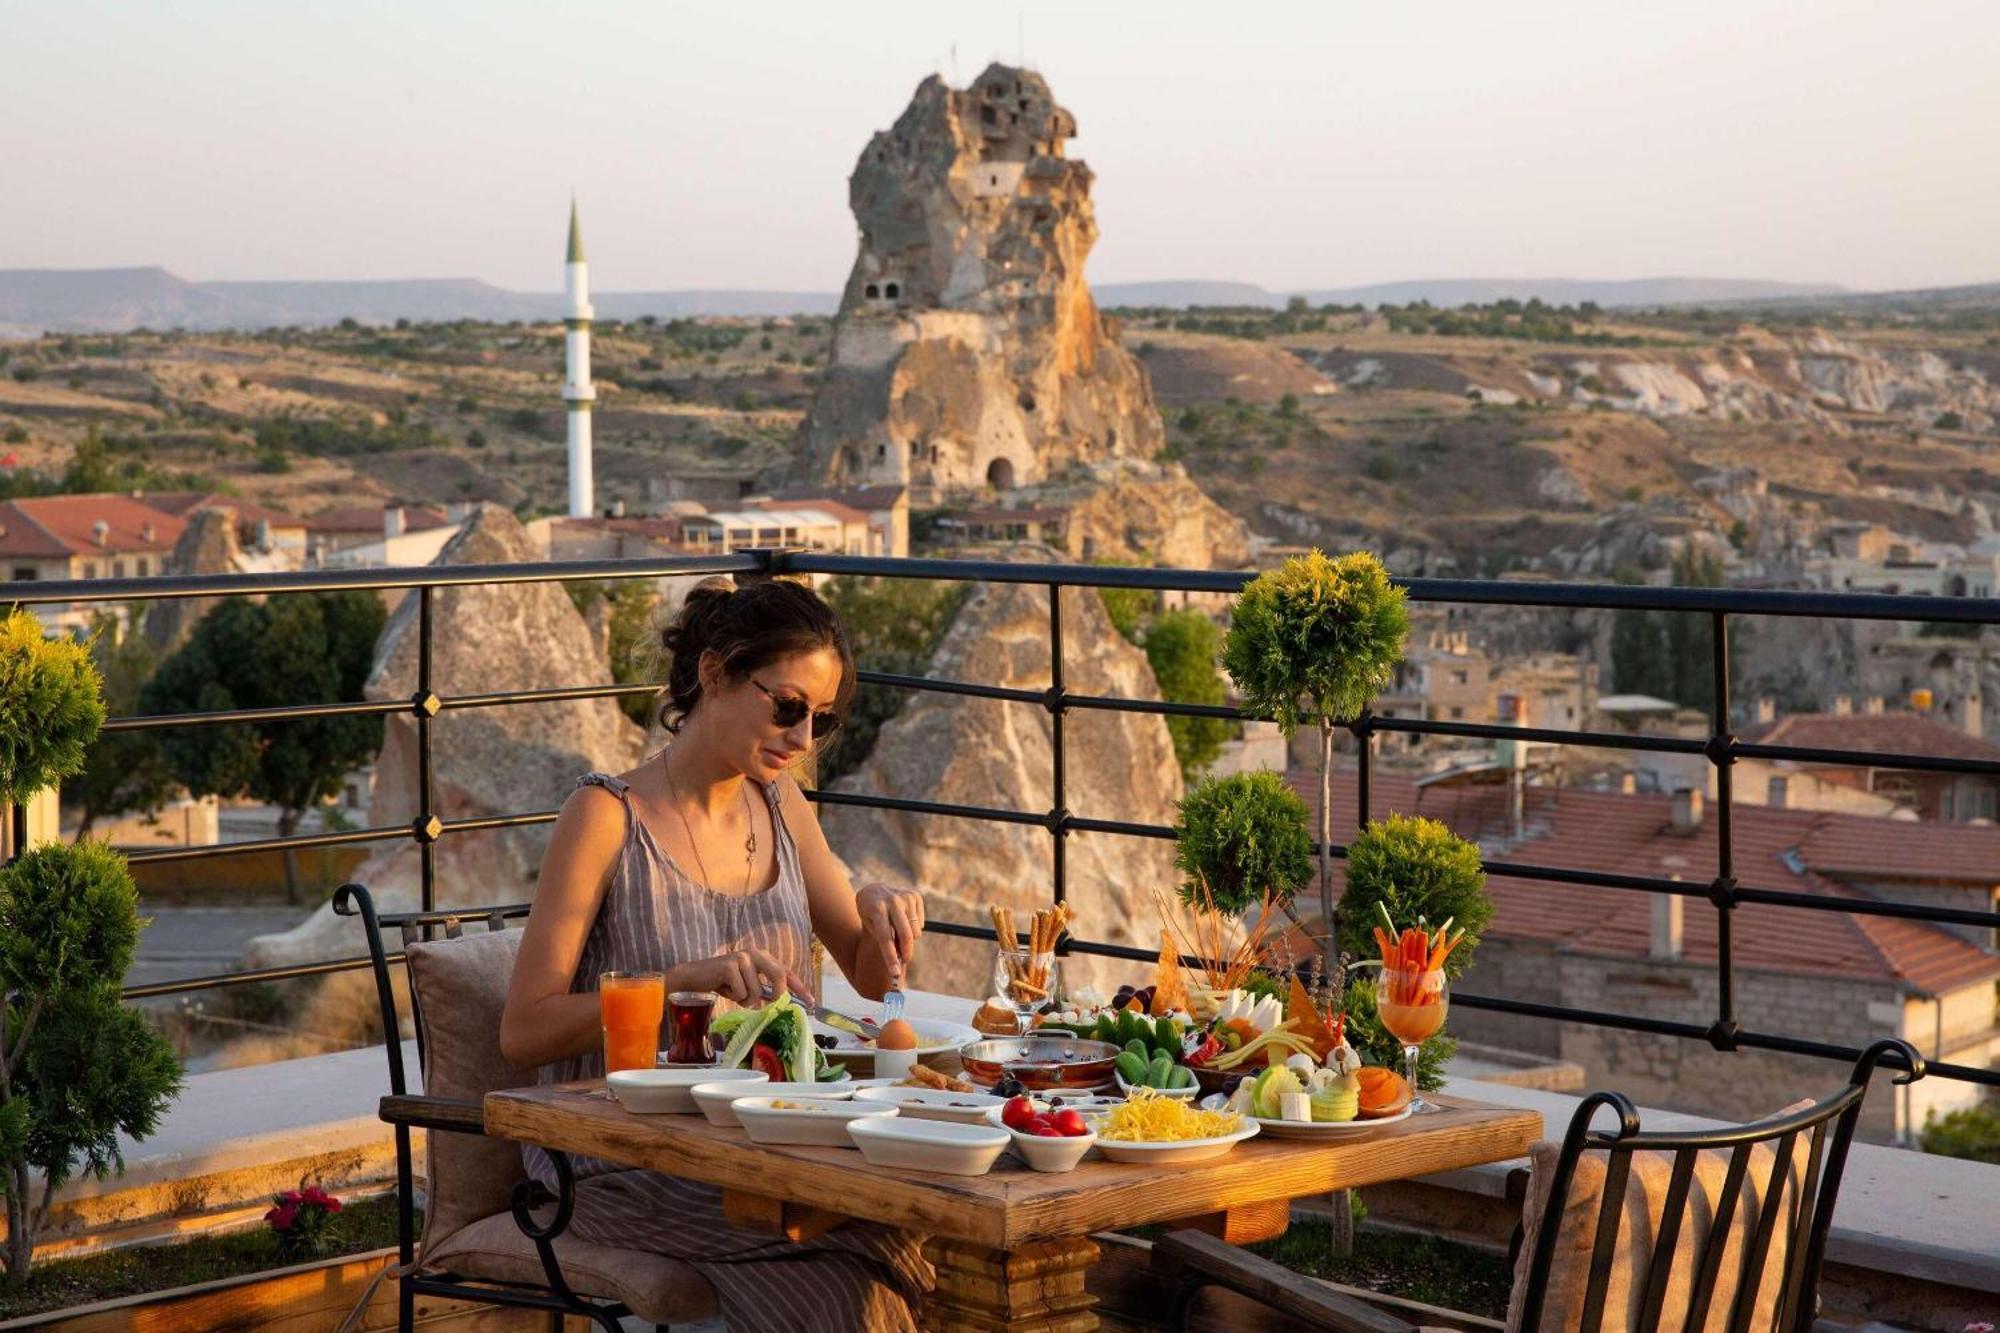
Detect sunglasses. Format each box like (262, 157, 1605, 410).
(753, 679, 842, 739)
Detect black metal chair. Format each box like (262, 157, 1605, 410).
(336, 882, 717, 1333)
(1152, 1038, 1924, 1333)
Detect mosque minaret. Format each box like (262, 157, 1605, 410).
(562, 199, 595, 518)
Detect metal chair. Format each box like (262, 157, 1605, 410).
(336, 882, 718, 1333)
(1152, 1038, 1924, 1332)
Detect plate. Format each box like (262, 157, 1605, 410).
(846, 1116, 1010, 1176)
(1087, 1119, 1261, 1165)
(853, 1086, 1008, 1125)
(732, 1096, 896, 1147)
(1249, 1104, 1415, 1138)
(814, 1018, 983, 1066)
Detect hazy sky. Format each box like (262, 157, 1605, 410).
(4, 1, 1995, 294)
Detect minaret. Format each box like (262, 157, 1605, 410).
(562, 198, 595, 518)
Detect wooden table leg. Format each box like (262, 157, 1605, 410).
(921, 1236, 1100, 1332)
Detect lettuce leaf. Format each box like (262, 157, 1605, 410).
(717, 1002, 782, 1070)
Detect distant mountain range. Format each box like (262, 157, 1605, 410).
(0, 265, 1955, 336)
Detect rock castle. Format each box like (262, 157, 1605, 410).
(796, 64, 1163, 496)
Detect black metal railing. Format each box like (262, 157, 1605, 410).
(5, 550, 1997, 1090)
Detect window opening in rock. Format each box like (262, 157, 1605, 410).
(1018, 392, 1036, 413)
(986, 457, 1016, 491)
(884, 282, 899, 300)
(864, 283, 880, 299)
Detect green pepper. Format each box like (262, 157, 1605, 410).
(1168, 1063, 1195, 1089)
(1147, 1053, 1174, 1088)
(1115, 1050, 1149, 1086)
(1154, 1015, 1179, 1052)
(1118, 1010, 1145, 1046)
(1124, 1037, 1149, 1061)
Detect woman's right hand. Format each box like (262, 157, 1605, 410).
(675, 948, 814, 1007)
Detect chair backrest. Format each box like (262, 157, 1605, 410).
(334, 885, 534, 1253)
(1510, 1038, 1923, 1333)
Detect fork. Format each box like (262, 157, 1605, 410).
(879, 977, 907, 1026)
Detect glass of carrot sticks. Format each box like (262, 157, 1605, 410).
(991, 905, 1069, 1036)
(1372, 904, 1466, 1114)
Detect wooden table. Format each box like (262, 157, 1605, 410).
(485, 1086, 1540, 1332)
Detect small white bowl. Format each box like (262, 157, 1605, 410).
(692, 1079, 853, 1127)
(1113, 1070, 1199, 1101)
(981, 1107, 1096, 1173)
(847, 1116, 1010, 1176)
(733, 1096, 897, 1147)
(608, 1066, 760, 1115)
(853, 1086, 1007, 1125)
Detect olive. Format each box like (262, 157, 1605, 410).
(812, 1033, 838, 1050)
(992, 1075, 1028, 1099)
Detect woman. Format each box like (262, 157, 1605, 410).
(500, 576, 932, 1332)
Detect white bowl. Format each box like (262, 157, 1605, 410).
(1113, 1071, 1199, 1100)
(692, 1079, 853, 1128)
(846, 1116, 1010, 1176)
(981, 1107, 1096, 1173)
(609, 1066, 762, 1115)
(853, 1086, 1007, 1125)
(733, 1096, 897, 1147)
(1087, 1118, 1261, 1165)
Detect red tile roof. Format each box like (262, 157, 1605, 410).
(0, 494, 185, 558)
(1743, 711, 2000, 765)
(142, 491, 307, 530)
(1289, 768, 2000, 996)
(749, 495, 872, 526)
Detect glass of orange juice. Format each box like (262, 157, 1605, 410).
(599, 970, 665, 1074)
(1379, 968, 1449, 1114)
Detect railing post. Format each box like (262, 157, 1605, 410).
(414, 586, 440, 930)
(1707, 610, 1739, 1051)
(1047, 584, 1069, 933)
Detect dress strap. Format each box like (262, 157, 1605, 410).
(576, 772, 635, 834)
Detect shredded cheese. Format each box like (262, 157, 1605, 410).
(1095, 1086, 1243, 1142)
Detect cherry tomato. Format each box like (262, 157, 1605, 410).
(1051, 1109, 1088, 1137)
(1000, 1096, 1037, 1131)
(1025, 1113, 1055, 1134)
(750, 1046, 785, 1080)
(1032, 1125, 1065, 1137)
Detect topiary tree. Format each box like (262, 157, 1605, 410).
(0, 609, 104, 810)
(0, 841, 182, 1284)
(1172, 771, 1314, 915)
(1222, 550, 1408, 968)
(1336, 814, 1491, 979)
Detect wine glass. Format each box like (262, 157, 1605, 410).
(1378, 968, 1449, 1113)
(993, 947, 1058, 1037)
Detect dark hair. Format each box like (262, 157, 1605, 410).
(659, 576, 856, 734)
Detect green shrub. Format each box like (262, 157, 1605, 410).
(1336, 814, 1490, 978)
(1919, 1103, 2000, 1164)
(1143, 610, 1232, 778)
(1172, 771, 1314, 914)
(0, 610, 104, 805)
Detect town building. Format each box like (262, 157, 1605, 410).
(935, 505, 1069, 547)
(0, 492, 186, 582)
(305, 504, 454, 567)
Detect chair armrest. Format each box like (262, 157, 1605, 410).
(1504, 1165, 1532, 1268)
(1151, 1230, 1416, 1333)
(380, 1093, 486, 1134)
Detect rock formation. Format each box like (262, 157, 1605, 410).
(820, 560, 1184, 996)
(795, 64, 1163, 496)
(243, 504, 646, 967)
(1056, 462, 1251, 569)
(144, 507, 241, 654)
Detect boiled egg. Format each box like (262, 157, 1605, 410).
(876, 1018, 919, 1050)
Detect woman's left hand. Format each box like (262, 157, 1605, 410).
(855, 882, 924, 984)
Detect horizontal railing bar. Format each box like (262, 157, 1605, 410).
(1483, 860, 1712, 897)
(123, 953, 387, 999)
(1373, 716, 1710, 755)
(122, 822, 410, 863)
(1732, 739, 2000, 779)
(1416, 990, 1717, 1040)
(803, 788, 1048, 827)
(103, 698, 407, 732)
(1733, 885, 2000, 928)
(442, 810, 560, 834)
(1065, 693, 1248, 721)
(854, 669, 1046, 706)
(440, 683, 660, 710)
(1066, 815, 1179, 840)
(2, 551, 763, 606)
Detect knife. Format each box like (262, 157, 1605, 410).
(807, 1003, 880, 1041)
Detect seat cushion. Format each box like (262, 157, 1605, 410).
(426, 1210, 720, 1323)
(405, 927, 534, 1249)
(1505, 1102, 1814, 1332)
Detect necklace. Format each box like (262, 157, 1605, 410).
(664, 752, 758, 892)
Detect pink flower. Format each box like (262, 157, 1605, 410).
(266, 1202, 299, 1231)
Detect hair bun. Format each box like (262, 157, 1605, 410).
(660, 577, 736, 656)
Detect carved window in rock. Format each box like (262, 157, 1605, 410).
(885, 282, 899, 301)
(982, 106, 996, 126)
(864, 283, 880, 300)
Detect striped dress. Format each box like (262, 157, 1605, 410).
(522, 771, 932, 1332)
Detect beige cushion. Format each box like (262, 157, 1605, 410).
(1505, 1103, 1814, 1333)
(426, 1210, 719, 1324)
(404, 928, 533, 1251)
